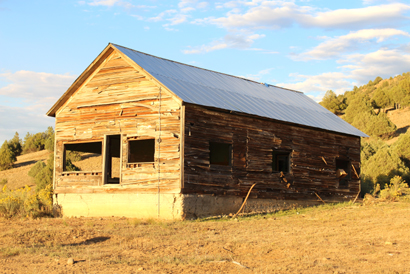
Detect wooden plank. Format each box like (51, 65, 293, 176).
(182, 104, 361, 200)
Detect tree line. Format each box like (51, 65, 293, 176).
(0, 127, 55, 171)
(319, 73, 410, 138)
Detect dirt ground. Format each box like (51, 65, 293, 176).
(1, 201, 410, 274)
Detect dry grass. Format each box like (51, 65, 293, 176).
(0, 150, 51, 190)
(386, 107, 410, 144)
(1, 202, 410, 273)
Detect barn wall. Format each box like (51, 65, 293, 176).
(183, 104, 361, 201)
(54, 51, 182, 195)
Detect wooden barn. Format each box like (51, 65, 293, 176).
(47, 43, 367, 219)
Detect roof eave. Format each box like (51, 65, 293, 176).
(182, 102, 368, 138)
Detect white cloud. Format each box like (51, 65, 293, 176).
(239, 68, 274, 81)
(197, 2, 208, 9)
(277, 72, 354, 95)
(277, 47, 410, 101)
(88, 0, 121, 7)
(183, 32, 265, 53)
(0, 105, 55, 145)
(340, 48, 410, 83)
(179, 0, 208, 9)
(131, 14, 143, 20)
(202, 2, 410, 31)
(294, 28, 410, 60)
(167, 14, 190, 25)
(303, 3, 410, 29)
(0, 71, 76, 143)
(87, 0, 156, 10)
(0, 71, 76, 101)
(181, 7, 195, 13)
(148, 9, 177, 22)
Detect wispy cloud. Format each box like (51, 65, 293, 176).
(278, 47, 410, 101)
(86, 0, 156, 10)
(293, 28, 410, 60)
(238, 68, 275, 81)
(0, 71, 76, 143)
(0, 71, 76, 101)
(183, 33, 265, 53)
(277, 72, 354, 96)
(340, 48, 410, 83)
(200, 2, 410, 30)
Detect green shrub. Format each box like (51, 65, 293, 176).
(0, 141, 16, 171)
(65, 159, 80, 172)
(28, 161, 46, 178)
(44, 130, 54, 152)
(22, 127, 54, 154)
(361, 145, 410, 188)
(351, 110, 396, 138)
(0, 185, 52, 218)
(8, 132, 22, 157)
(66, 151, 82, 162)
(319, 90, 347, 114)
(379, 176, 410, 201)
(0, 179, 7, 186)
(360, 175, 375, 197)
(392, 132, 410, 161)
(28, 154, 54, 193)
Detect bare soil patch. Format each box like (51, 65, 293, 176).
(386, 107, 410, 144)
(1, 202, 410, 273)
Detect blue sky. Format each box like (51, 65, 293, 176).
(1, 0, 410, 144)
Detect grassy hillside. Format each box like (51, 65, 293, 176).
(0, 150, 51, 190)
(319, 73, 410, 196)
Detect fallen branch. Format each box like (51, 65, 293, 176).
(232, 183, 257, 218)
(232, 260, 250, 269)
(352, 179, 361, 204)
(314, 192, 326, 204)
(351, 164, 359, 178)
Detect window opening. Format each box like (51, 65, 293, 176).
(272, 150, 291, 173)
(128, 139, 155, 163)
(336, 159, 350, 189)
(63, 142, 102, 172)
(104, 135, 121, 184)
(210, 142, 231, 166)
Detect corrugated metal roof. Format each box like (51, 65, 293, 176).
(113, 44, 368, 137)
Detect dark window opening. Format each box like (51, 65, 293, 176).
(336, 159, 350, 189)
(104, 135, 121, 184)
(128, 139, 155, 163)
(210, 142, 231, 166)
(272, 150, 291, 173)
(63, 142, 102, 172)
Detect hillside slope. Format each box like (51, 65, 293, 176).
(0, 150, 51, 190)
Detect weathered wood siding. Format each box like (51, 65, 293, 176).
(183, 104, 361, 200)
(54, 51, 182, 194)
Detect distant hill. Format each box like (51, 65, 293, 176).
(319, 72, 410, 140)
(319, 73, 410, 196)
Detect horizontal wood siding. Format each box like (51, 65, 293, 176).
(54, 51, 181, 194)
(183, 104, 361, 200)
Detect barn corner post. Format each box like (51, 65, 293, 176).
(157, 86, 162, 219)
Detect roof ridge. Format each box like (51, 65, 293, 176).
(110, 43, 302, 94)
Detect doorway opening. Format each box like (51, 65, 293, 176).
(104, 135, 121, 184)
